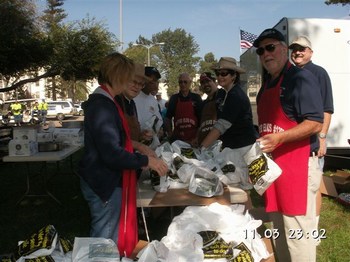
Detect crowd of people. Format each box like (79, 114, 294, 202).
(3, 99, 48, 126)
(77, 29, 333, 261)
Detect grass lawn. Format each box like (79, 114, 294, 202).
(0, 149, 349, 261)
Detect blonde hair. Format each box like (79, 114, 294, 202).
(98, 52, 135, 89)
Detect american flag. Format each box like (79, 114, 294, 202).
(240, 29, 257, 49)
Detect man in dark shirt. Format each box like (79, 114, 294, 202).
(289, 35, 334, 244)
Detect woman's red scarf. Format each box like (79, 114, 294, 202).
(100, 85, 138, 258)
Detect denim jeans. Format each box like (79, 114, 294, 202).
(80, 178, 122, 243)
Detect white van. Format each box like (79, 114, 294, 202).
(47, 101, 77, 120)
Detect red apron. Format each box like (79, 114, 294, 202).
(173, 97, 198, 142)
(257, 66, 310, 216)
(100, 86, 138, 257)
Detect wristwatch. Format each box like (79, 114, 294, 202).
(319, 133, 327, 139)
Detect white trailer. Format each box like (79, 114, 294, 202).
(241, 17, 350, 154)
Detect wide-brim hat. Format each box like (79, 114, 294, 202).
(253, 28, 285, 47)
(135, 63, 151, 81)
(212, 57, 246, 74)
(289, 36, 312, 50)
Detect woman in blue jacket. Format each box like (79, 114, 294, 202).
(79, 52, 168, 258)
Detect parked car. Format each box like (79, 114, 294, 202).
(74, 103, 84, 116)
(47, 101, 77, 121)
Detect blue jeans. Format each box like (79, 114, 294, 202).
(41, 110, 47, 125)
(80, 178, 122, 243)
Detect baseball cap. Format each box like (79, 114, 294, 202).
(253, 28, 285, 47)
(199, 72, 216, 82)
(289, 36, 312, 50)
(145, 66, 161, 79)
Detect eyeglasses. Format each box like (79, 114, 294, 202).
(178, 80, 189, 84)
(215, 71, 230, 77)
(131, 80, 144, 88)
(256, 43, 281, 56)
(291, 45, 306, 52)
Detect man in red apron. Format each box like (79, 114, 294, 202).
(254, 29, 324, 261)
(165, 72, 202, 144)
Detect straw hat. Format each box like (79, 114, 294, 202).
(212, 57, 246, 74)
(135, 63, 151, 81)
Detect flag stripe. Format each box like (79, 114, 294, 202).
(240, 29, 257, 49)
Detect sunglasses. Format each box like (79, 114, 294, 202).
(256, 43, 281, 56)
(178, 80, 189, 84)
(291, 45, 306, 52)
(215, 71, 230, 77)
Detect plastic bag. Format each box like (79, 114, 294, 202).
(15, 225, 58, 261)
(137, 240, 169, 262)
(243, 142, 282, 195)
(189, 167, 224, 197)
(72, 238, 120, 262)
(171, 140, 200, 160)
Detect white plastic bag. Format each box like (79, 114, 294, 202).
(244, 142, 282, 195)
(137, 240, 169, 262)
(189, 167, 224, 197)
(72, 238, 120, 262)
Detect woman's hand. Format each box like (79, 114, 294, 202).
(148, 157, 168, 177)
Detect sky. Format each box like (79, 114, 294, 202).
(37, 0, 350, 60)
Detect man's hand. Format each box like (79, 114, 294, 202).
(317, 138, 327, 157)
(256, 133, 282, 153)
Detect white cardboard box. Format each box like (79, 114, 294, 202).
(53, 128, 83, 146)
(8, 139, 38, 156)
(37, 132, 54, 143)
(13, 127, 38, 141)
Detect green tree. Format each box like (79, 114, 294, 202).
(199, 52, 217, 75)
(325, 0, 350, 5)
(125, 28, 200, 97)
(41, 0, 67, 100)
(0, 0, 54, 92)
(153, 28, 200, 96)
(1, 0, 117, 102)
(124, 36, 159, 66)
(59, 16, 117, 102)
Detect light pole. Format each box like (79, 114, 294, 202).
(119, 0, 123, 52)
(132, 42, 165, 66)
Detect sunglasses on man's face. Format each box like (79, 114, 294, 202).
(256, 43, 281, 56)
(178, 80, 189, 84)
(215, 71, 230, 77)
(291, 45, 306, 52)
